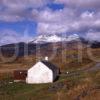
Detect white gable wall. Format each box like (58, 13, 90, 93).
(26, 62, 53, 84)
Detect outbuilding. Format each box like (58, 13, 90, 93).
(14, 70, 27, 82)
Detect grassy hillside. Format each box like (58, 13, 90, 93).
(0, 70, 99, 100)
(0, 42, 100, 100)
(0, 42, 95, 72)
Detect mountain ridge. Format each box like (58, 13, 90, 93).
(30, 34, 80, 44)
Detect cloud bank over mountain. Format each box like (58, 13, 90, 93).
(0, 29, 33, 45)
(0, 0, 100, 44)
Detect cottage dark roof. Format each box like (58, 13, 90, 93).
(41, 61, 59, 73)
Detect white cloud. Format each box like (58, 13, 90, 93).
(36, 8, 76, 22)
(2, 0, 51, 9)
(0, 0, 52, 22)
(81, 11, 94, 19)
(36, 7, 100, 35)
(0, 30, 32, 45)
(36, 8, 78, 34)
(37, 22, 69, 34)
(0, 13, 24, 22)
(86, 31, 100, 41)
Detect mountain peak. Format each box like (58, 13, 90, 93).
(30, 34, 80, 44)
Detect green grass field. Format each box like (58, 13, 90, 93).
(0, 70, 99, 100)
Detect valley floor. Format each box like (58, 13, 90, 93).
(0, 46, 100, 100)
(0, 68, 100, 100)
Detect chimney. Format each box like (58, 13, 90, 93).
(45, 56, 48, 61)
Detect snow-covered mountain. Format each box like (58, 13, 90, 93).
(30, 34, 80, 44)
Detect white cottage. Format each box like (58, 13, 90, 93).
(26, 61, 59, 84)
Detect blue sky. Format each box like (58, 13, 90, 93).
(0, 0, 100, 45)
(0, 20, 37, 36)
(47, 3, 64, 10)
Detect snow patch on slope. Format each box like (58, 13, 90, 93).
(31, 34, 80, 44)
